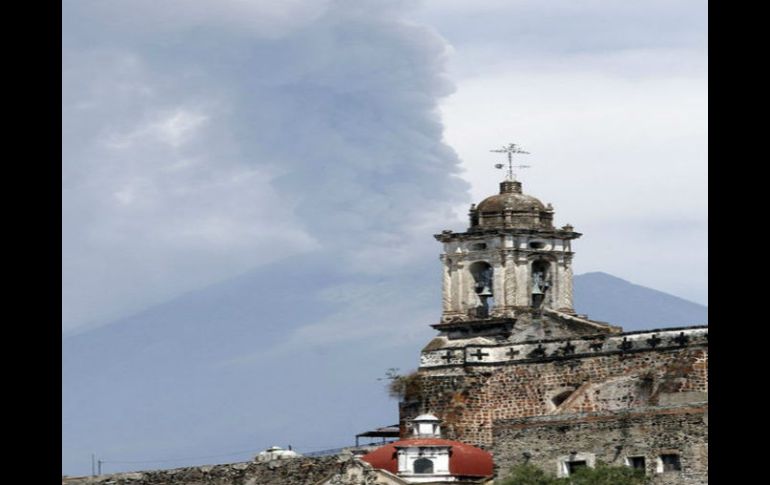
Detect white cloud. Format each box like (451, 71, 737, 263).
(62, 0, 707, 334)
(62, 0, 468, 332)
(413, 0, 708, 304)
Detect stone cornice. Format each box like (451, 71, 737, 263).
(443, 249, 575, 260)
(435, 228, 581, 242)
(431, 317, 516, 331)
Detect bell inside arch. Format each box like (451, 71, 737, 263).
(531, 260, 551, 308)
(470, 262, 494, 290)
(476, 283, 493, 297)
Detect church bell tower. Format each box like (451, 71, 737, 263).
(436, 177, 580, 324)
(426, 144, 617, 344)
(435, 144, 580, 338)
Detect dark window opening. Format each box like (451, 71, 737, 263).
(567, 461, 587, 475)
(529, 241, 545, 249)
(471, 242, 487, 250)
(660, 454, 681, 472)
(552, 390, 574, 407)
(628, 456, 646, 471)
(414, 458, 434, 474)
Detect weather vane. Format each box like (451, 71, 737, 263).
(491, 143, 530, 181)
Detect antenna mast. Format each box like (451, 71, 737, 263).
(491, 143, 531, 180)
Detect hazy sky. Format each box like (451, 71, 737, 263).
(62, 0, 707, 333)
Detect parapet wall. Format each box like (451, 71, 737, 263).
(419, 327, 707, 368)
(62, 455, 343, 485)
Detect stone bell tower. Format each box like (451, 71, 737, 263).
(401, 157, 705, 465)
(435, 178, 580, 324)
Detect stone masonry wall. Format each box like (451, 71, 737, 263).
(492, 404, 708, 484)
(401, 343, 707, 448)
(62, 455, 345, 485)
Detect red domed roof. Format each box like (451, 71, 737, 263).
(360, 438, 493, 478)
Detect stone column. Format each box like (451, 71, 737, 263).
(503, 252, 516, 309)
(449, 260, 461, 314)
(562, 256, 574, 310)
(515, 259, 530, 306)
(491, 257, 505, 316)
(440, 255, 452, 314)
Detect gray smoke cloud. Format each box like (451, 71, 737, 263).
(63, 0, 470, 332)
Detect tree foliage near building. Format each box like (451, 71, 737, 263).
(498, 462, 648, 485)
(381, 368, 423, 401)
(498, 463, 557, 485)
(565, 462, 647, 485)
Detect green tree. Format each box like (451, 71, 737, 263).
(497, 463, 560, 485)
(498, 462, 648, 485)
(563, 462, 647, 484)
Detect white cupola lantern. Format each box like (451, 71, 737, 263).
(411, 414, 442, 438)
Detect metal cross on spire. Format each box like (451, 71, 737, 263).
(491, 143, 531, 181)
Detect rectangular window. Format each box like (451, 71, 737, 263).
(567, 461, 587, 475)
(660, 454, 681, 472)
(626, 456, 646, 471)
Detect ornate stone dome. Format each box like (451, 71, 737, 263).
(469, 180, 554, 230)
(477, 181, 546, 212)
(360, 438, 494, 478)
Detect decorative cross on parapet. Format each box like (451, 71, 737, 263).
(560, 342, 576, 355)
(441, 350, 455, 364)
(619, 337, 634, 352)
(646, 334, 662, 348)
(528, 344, 547, 358)
(491, 143, 531, 181)
(672, 332, 690, 347)
(470, 348, 490, 361)
(507, 348, 520, 359)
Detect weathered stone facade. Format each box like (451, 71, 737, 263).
(399, 177, 708, 483)
(492, 404, 707, 484)
(401, 327, 708, 448)
(436, 180, 585, 322)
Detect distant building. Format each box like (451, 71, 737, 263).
(255, 445, 301, 462)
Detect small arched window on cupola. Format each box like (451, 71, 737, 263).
(414, 458, 434, 474)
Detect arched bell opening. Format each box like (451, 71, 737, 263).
(469, 261, 494, 318)
(531, 260, 551, 309)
